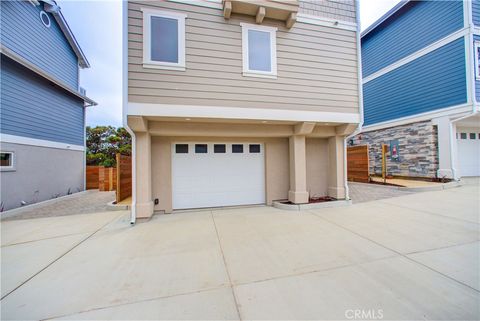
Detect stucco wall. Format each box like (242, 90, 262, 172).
(0, 143, 84, 210)
(350, 121, 439, 178)
(306, 138, 329, 197)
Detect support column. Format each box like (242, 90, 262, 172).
(288, 135, 309, 204)
(327, 135, 346, 199)
(433, 116, 455, 179)
(135, 131, 154, 219)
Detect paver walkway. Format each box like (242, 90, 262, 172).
(348, 181, 413, 203)
(1, 191, 115, 221)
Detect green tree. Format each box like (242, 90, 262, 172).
(86, 126, 131, 167)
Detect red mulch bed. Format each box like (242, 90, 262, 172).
(281, 196, 337, 205)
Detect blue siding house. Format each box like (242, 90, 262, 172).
(0, 0, 96, 210)
(352, 0, 480, 179)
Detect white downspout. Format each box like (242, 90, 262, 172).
(122, 0, 136, 225)
(344, 0, 365, 200)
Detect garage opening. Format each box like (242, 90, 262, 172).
(457, 131, 480, 177)
(172, 142, 265, 209)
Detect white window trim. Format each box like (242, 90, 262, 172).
(141, 8, 186, 71)
(240, 23, 277, 79)
(0, 151, 16, 172)
(475, 41, 480, 80)
(39, 10, 51, 28)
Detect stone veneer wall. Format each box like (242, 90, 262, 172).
(350, 121, 439, 178)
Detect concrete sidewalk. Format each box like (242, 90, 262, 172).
(1, 184, 479, 320)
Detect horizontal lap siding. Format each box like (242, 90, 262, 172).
(473, 0, 480, 26)
(363, 38, 467, 126)
(0, 56, 85, 146)
(362, 1, 464, 78)
(0, 1, 79, 89)
(128, 1, 359, 114)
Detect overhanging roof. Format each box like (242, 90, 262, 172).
(361, 0, 410, 38)
(1, 45, 97, 106)
(40, 0, 90, 68)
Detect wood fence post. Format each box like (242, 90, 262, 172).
(116, 154, 120, 203)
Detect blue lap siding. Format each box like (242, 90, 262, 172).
(0, 1, 79, 89)
(0, 56, 85, 146)
(362, 1, 464, 78)
(363, 38, 467, 126)
(473, 0, 480, 26)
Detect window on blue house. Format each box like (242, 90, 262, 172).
(475, 42, 480, 80)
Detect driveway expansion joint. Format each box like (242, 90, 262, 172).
(210, 210, 243, 321)
(0, 212, 124, 301)
(308, 210, 480, 293)
(378, 200, 480, 225)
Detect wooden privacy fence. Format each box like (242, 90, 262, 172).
(86, 155, 132, 202)
(116, 154, 132, 203)
(86, 166, 100, 189)
(347, 145, 370, 183)
(99, 167, 117, 192)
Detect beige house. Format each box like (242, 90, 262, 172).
(123, 0, 363, 222)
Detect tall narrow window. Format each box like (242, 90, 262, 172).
(142, 8, 186, 70)
(241, 23, 277, 78)
(475, 41, 480, 80)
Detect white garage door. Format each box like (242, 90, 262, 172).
(172, 143, 265, 209)
(457, 131, 480, 177)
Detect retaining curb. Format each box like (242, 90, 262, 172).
(273, 199, 352, 211)
(106, 201, 130, 211)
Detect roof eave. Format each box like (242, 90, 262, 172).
(1, 46, 97, 106)
(41, 0, 90, 68)
(361, 0, 410, 38)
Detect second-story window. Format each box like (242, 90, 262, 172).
(142, 8, 186, 71)
(241, 23, 277, 79)
(475, 41, 480, 80)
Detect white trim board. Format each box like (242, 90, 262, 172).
(0, 134, 85, 151)
(361, 103, 473, 132)
(240, 23, 278, 78)
(363, 28, 469, 84)
(127, 102, 360, 124)
(141, 8, 187, 71)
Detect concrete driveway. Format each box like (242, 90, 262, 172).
(1, 184, 479, 320)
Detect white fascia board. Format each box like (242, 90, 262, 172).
(0, 134, 85, 151)
(361, 103, 473, 132)
(363, 28, 469, 84)
(127, 102, 360, 124)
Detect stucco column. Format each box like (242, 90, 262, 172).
(288, 135, 309, 204)
(433, 116, 455, 179)
(135, 131, 154, 218)
(327, 135, 346, 199)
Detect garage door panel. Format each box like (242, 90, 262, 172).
(457, 130, 480, 177)
(172, 143, 265, 209)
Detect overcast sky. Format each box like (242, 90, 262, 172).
(59, 0, 401, 128)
